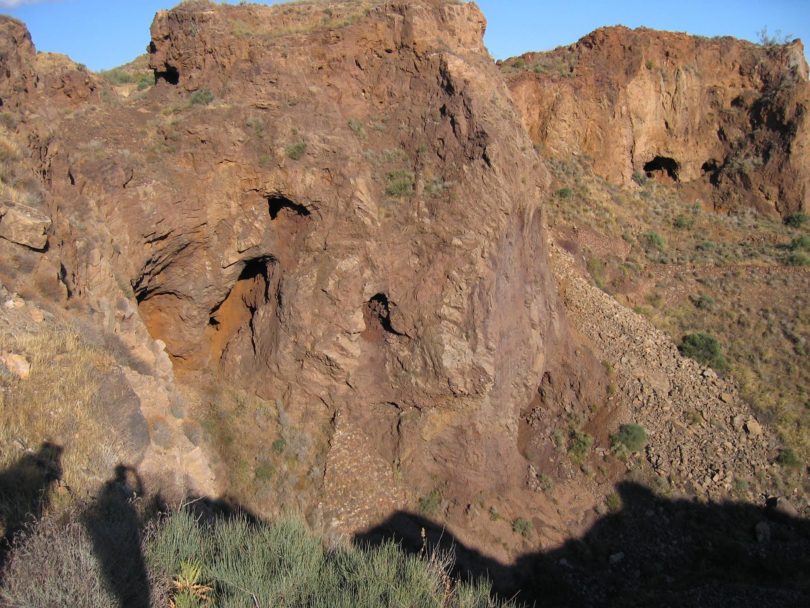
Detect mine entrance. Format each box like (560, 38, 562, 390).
(268, 195, 310, 220)
(644, 156, 680, 183)
(206, 257, 275, 363)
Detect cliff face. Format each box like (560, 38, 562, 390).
(505, 27, 810, 216)
(0, 0, 605, 553)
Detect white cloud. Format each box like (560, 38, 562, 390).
(0, 0, 51, 8)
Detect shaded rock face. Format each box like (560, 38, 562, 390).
(0, 0, 604, 535)
(506, 26, 809, 216)
(133, 0, 565, 497)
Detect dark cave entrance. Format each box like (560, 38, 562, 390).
(206, 257, 276, 363)
(267, 195, 310, 220)
(643, 156, 680, 183)
(702, 160, 721, 186)
(363, 293, 404, 340)
(155, 65, 180, 86)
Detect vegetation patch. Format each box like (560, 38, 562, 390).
(567, 429, 594, 464)
(285, 141, 307, 160)
(776, 447, 801, 469)
(189, 89, 214, 106)
(511, 517, 533, 539)
(418, 488, 442, 517)
(678, 332, 726, 370)
(385, 170, 415, 198)
(2, 507, 515, 607)
(610, 424, 647, 459)
(784, 212, 808, 228)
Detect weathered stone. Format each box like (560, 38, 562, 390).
(0, 203, 50, 250)
(744, 418, 763, 437)
(0, 352, 30, 379)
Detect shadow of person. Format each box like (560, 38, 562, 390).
(0, 442, 63, 570)
(83, 464, 150, 608)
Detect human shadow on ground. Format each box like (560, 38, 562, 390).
(82, 464, 151, 608)
(0, 442, 62, 574)
(355, 481, 810, 608)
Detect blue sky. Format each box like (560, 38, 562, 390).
(1, 0, 808, 71)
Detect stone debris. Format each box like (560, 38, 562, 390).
(550, 244, 777, 501)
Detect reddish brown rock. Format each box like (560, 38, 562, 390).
(0, 1, 606, 552)
(505, 27, 809, 216)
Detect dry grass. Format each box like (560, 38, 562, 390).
(0, 327, 126, 505)
(195, 380, 328, 520)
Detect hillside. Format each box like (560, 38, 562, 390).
(0, 2, 808, 606)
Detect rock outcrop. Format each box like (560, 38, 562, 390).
(0, 0, 606, 554)
(2, 1, 801, 566)
(505, 27, 810, 216)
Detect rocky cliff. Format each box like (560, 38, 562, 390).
(504, 27, 810, 216)
(0, 0, 608, 558)
(2, 1, 806, 574)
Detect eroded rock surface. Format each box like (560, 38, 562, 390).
(505, 27, 810, 216)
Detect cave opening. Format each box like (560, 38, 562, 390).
(643, 156, 680, 183)
(206, 256, 275, 363)
(155, 65, 180, 86)
(702, 160, 721, 186)
(364, 293, 404, 338)
(267, 195, 310, 220)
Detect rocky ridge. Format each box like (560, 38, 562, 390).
(505, 27, 810, 217)
(0, 0, 806, 572)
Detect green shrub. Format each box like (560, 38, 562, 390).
(385, 170, 415, 197)
(425, 177, 448, 197)
(285, 141, 307, 160)
(148, 511, 513, 607)
(254, 462, 274, 482)
(555, 187, 573, 199)
(632, 172, 648, 186)
(784, 212, 808, 228)
(511, 517, 533, 538)
(789, 235, 810, 251)
(271, 437, 286, 454)
(610, 424, 647, 458)
(99, 68, 133, 85)
(512, 58, 526, 69)
(776, 447, 801, 468)
(673, 214, 692, 229)
(605, 492, 621, 512)
(679, 332, 726, 369)
(3, 502, 517, 607)
(347, 118, 366, 138)
(189, 89, 214, 105)
(691, 293, 715, 310)
(785, 252, 810, 267)
(641, 231, 665, 251)
(568, 429, 593, 464)
(418, 488, 442, 517)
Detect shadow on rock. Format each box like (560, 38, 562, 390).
(0, 442, 62, 571)
(83, 464, 150, 608)
(356, 482, 810, 608)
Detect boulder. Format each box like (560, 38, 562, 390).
(0, 203, 51, 250)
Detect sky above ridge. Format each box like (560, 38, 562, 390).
(1, 0, 808, 72)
